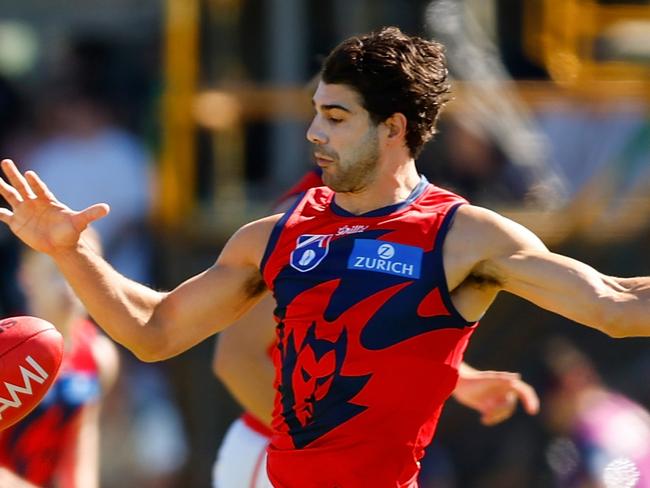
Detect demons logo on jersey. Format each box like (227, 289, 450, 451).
(275, 280, 374, 449)
(273, 225, 475, 449)
(279, 322, 371, 449)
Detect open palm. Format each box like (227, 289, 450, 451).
(0, 159, 109, 255)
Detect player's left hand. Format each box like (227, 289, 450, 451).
(452, 370, 539, 426)
(0, 159, 109, 256)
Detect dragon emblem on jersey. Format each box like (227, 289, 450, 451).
(289, 234, 333, 272)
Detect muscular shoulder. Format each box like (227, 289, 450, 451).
(220, 213, 284, 268)
(443, 205, 548, 291)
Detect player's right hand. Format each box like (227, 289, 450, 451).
(0, 159, 109, 255)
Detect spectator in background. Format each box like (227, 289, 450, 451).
(19, 42, 188, 488)
(0, 229, 119, 488)
(543, 338, 650, 488)
(24, 88, 153, 283)
(23, 85, 188, 488)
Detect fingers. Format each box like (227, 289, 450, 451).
(1, 159, 35, 199)
(0, 207, 13, 224)
(459, 369, 520, 382)
(24, 171, 56, 200)
(478, 371, 520, 381)
(74, 203, 110, 228)
(0, 173, 22, 206)
(480, 378, 540, 427)
(510, 379, 540, 415)
(481, 393, 517, 426)
(468, 372, 540, 427)
(1, 158, 110, 231)
(471, 371, 540, 416)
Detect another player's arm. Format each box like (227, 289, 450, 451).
(211, 193, 298, 425)
(49, 332, 119, 488)
(0, 159, 275, 361)
(64, 335, 121, 488)
(213, 293, 277, 425)
(453, 363, 539, 426)
(445, 205, 650, 337)
(62, 403, 100, 488)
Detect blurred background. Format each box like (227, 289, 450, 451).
(0, 0, 649, 486)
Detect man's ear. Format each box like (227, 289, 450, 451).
(383, 112, 407, 140)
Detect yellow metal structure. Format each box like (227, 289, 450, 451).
(158, 0, 200, 227)
(525, 0, 650, 84)
(157, 0, 649, 232)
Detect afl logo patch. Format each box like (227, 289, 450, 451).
(348, 239, 423, 278)
(290, 234, 333, 272)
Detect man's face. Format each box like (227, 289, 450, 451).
(307, 82, 380, 193)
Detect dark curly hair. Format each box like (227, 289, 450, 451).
(321, 27, 451, 158)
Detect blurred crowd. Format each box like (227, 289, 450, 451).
(0, 31, 190, 488)
(1, 0, 649, 487)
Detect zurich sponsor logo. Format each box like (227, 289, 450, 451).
(347, 239, 423, 278)
(290, 234, 333, 272)
(377, 243, 395, 259)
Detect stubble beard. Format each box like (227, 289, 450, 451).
(322, 127, 380, 193)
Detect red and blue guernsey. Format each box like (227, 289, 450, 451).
(241, 168, 325, 439)
(261, 176, 478, 488)
(0, 319, 101, 488)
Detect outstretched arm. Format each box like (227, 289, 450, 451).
(0, 159, 274, 360)
(452, 363, 539, 426)
(444, 204, 650, 338)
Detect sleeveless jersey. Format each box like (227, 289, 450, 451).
(242, 168, 325, 438)
(0, 319, 101, 488)
(261, 177, 477, 488)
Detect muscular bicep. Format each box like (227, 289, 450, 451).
(485, 249, 621, 330)
(148, 216, 278, 359)
(444, 205, 548, 321)
(448, 205, 627, 334)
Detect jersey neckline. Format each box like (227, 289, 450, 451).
(329, 175, 429, 218)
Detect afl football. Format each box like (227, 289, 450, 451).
(0, 316, 64, 431)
